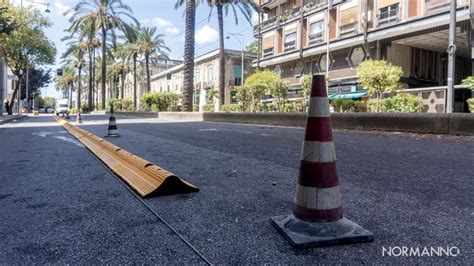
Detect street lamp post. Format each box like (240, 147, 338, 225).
(20, 0, 50, 113)
(446, 0, 457, 113)
(226, 24, 245, 86)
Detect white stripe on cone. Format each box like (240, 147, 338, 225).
(308, 97, 330, 118)
(294, 185, 342, 210)
(301, 141, 336, 163)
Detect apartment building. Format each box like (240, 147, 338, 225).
(122, 55, 183, 102)
(254, 0, 473, 112)
(150, 49, 257, 111)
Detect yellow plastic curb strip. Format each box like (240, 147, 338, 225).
(53, 116, 199, 197)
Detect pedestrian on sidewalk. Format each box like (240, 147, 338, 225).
(4, 99, 9, 114)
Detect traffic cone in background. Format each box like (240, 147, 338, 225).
(270, 75, 373, 248)
(76, 112, 83, 124)
(105, 105, 120, 137)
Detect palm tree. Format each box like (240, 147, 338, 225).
(67, 0, 138, 110)
(206, 0, 257, 109)
(136, 26, 170, 92)
(122, 25, 140, 109)
(176, 0, 197, 112)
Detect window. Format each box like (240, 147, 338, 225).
(379, 3, 399, 25)
(207, 65, 214, 86)
(262, 35, 274, 57)
(284, 31, 297, 51)
(195, 69, 200, 83)
(234, 66, 242, 86)
(308, 20, 324, 45)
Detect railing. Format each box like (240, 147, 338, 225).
(308, 32, 324, 45)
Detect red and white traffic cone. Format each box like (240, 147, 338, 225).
(105, 105, 120, 137)
(270, 75, 373, 248)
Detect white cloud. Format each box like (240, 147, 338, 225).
(195, 25, 218, 45)
(54, 1, 72, 17)
(147, 17, 180, 35)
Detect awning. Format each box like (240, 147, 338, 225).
(329, 92, 368, 99)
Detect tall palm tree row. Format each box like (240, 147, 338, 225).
(176, 0, 197, 112)
(206, 0, 258, 109)
(67, 0, 137, 110)
(136, 26, 170, 93)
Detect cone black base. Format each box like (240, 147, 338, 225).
(270, 215, 373, 249)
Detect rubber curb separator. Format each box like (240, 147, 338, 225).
(53, 116, 199, 198)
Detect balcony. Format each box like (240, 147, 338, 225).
(425, 0, 469, 14)
(253, 6, 302, 34)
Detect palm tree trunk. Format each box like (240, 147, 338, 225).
(101, 27, 107, 109)
(182, 0, 196, 112)
(133, 53, 137, 110)
(77, 66, 82, 113)
(121, 70, 125, 99)
(88, 49, 93, 111)
(217, 4, 225, 109)
(145, 53, 151, 92)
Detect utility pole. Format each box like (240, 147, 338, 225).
(447, 0, 457, 113)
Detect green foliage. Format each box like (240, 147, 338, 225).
(461, 76, 474, 91)
(121, 99, 134, 111)
(357, 60, 403, 112)
(235, 86, 253, 112)
(221, 104, 241, 112)
(70, 107, 77, 114)
(366, 94, 422, 113)
(265, 102, 275, 112)
(202, 104, 215, 112)
(281, 102, 305, 112)
(140, 92, 180, 111)
(300, 74, 312, 101)
(150, 104, 159, 112)
(245, 40, 259, 54)
(244, 70, 288, 112)
(332, 99, 355, 112)
(467, 98, 474, 113)
(112, 100, 122, 112)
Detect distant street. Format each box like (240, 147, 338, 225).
(0, 114, 472, 264)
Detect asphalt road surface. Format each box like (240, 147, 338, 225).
(0, 114, 472, 264)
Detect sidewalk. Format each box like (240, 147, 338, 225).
(0, 114, 24, 125)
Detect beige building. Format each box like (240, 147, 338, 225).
(150, 49, 257, 111)
(254, 0, 474, 112)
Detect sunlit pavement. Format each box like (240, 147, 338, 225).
(0, 114, 472, 263)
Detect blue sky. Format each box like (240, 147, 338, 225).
(12, 0, 258, 98)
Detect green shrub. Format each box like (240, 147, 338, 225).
(96, 104, 103, 111)
(141, 92, 180, 112)
(121, 99, 134, 111)
(151, 104, 159, 112)
(81, 104, 88, 113)
(367, 94, 422, 112)
(265, 102, 275, 112)
(112, 100, 122, 112)
(203, 104, 215, 112)
(221, 104, 241, 112)
(383, 94, 422, 112)
(69, 107, 77, 114)
(293, 103, 305, 112)
(332, 99, 355, 112)
(352, 101, 367, 112)
(466, 98, 474, 113)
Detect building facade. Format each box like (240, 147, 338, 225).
(121, 56, 183, 106)
(254, 0, 474, 112)
(150, 49, 257, 111)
